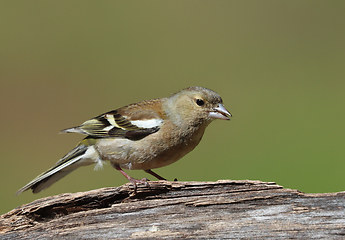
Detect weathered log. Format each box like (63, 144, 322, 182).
(1, 180, 344, 239)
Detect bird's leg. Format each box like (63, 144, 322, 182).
(114, 165, 149, 191)
(144, 169, 167, 180)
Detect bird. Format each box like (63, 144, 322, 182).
(16, 86, 232, 195)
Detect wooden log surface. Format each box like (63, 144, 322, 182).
(1, 180, 345, 239)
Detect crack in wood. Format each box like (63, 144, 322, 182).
(1, 180, 344, 239)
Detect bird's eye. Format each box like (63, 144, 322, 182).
(195, 99, 205, 106)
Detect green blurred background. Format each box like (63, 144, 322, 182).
(1, 1, 344, 215)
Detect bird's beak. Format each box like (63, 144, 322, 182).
(209, 104, 232, 120)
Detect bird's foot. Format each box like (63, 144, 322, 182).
(128, 177, 150, 192)
(114, 165, 150, 192)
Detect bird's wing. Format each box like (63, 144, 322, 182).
(60, 100, 165, 140)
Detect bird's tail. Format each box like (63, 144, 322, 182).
(16, 140, 101, 195)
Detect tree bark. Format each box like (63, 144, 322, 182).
(1, 180, 345, 239)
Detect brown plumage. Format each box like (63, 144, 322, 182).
(16, 86, 232, 195)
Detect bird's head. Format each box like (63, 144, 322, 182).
(164, 86, 232, 126)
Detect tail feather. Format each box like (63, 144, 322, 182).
(31, 169, 75, 194)
(16, 144, 100, 195)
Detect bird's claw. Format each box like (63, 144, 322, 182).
(128, 177, 150, 192)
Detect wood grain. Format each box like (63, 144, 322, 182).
(1, 180, 345, 239)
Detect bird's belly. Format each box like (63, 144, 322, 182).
(127, 147, 190, 170)
(95, 132, 202, 170)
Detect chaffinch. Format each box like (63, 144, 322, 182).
(16, 86, 232, 195)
